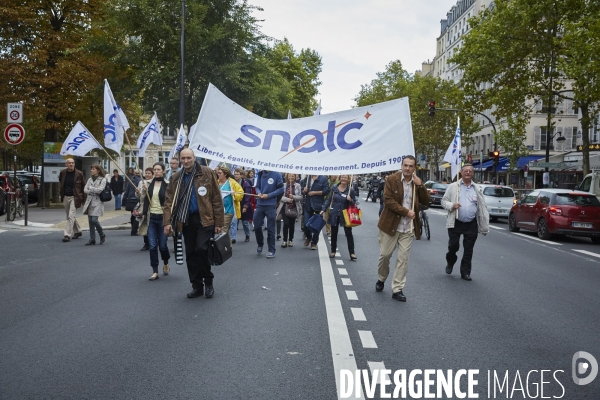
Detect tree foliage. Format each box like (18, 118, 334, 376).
(354, 61, 478, 176)
(451, 0, 600, 174)
(99, 0, 322, 132)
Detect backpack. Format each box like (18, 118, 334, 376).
(99, 178, 112, 202)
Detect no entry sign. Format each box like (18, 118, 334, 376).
(4, 123, 25, 145)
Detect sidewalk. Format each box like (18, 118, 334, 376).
(0, 198, 132, 232)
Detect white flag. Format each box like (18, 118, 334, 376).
(169, 124, 187, 158)
(443, 117, 462, 181)
(60, 121, 103, 156)
(208, 159, 220, 169)
(188, 122, 198, 144)
(137, 113, 161, 157)
(103, 80, 130, 153)
(313, 99, 321, 116)
(287, 110, 292, 119)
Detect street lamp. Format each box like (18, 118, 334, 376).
(179, 0, 185, 128)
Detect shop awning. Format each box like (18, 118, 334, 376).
(475, 158, 509, 171)
(516, 155, 544, 169)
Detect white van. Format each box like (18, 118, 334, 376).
(576, 172, 600, 198)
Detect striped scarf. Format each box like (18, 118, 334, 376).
(170, 162, 198, 227)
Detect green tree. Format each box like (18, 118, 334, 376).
(100, 0, 322, 131)
(452, 0, 600, 175)
(354, 61, 478, 179)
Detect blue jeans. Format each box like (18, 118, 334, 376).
(253, 205, 276, 253)
(147, 214, 170, 271)
(240, 219, 251, 236)
(230, 214, 238, 240)
(114, 193, 122, 210)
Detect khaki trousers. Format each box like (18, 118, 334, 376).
(63, 196, 81, 237)
(222, 213, 233, 245)
(377, 230, 414, 293)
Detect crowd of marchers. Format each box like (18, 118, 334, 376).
(57, 151, 488, 303)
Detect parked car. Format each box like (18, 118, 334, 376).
(0, 187, 6, 216)
(508, 189, 600, 243)
(479, 184, 516, 221)
(0, 173, 20, 194)
(17, 174, 40, 203)
(425, 182, 448, 206)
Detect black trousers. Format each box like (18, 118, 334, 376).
(282, 215, 296, 241)
(446, 219, 478, 275)
(331, 221, 354, 254)
(182, 213, 215, 289)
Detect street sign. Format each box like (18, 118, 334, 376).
(531, 162, 563, 168)
(575, 144, 600, 152)
(3, 123, 25, 145)
(7, 103, 23, 123)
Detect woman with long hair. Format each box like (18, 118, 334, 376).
(137, 167, 154, 251)
(276, 173, 302, 248)
(139, 163, 170, 281)
(234, 168, 253, 242)
(321, 174, 357, 261)
(216, 166, 243, 245)
(82, 164, 107, 245)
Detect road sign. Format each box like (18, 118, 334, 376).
(4, 123, 25, 145)
(531, 162, 563, 168)
(7, 103, 23, 123)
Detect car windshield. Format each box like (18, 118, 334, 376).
(17, 175, 34, 184)
(483, 187, 514, 197)
(431, 183, 448, 190)
(554, 194, 600, 207)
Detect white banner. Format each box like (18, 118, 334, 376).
(189, 84, 414, 174)
(137, 112, 161, 157)
(443, 117, 461, 180)
(103, 80, 130, 153)
(60, 121, 103, 156)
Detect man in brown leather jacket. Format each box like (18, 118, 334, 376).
(163, 148, 224, 299)
(375, 155, 430, 302)
(59, 158, 86, 242)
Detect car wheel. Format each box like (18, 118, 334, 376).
(537, 218, 552, 240)
(508, 213, 519, 232)
(591, 237, 600, 244)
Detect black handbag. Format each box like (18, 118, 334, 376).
(207, 232, 232, 266)
(125, 197, 138, 212)
(99, 178, 112, 202)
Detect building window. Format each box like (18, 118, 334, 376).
(124, 150, 144, 171)
(540, 127, 554, 150)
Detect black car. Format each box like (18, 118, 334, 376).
(17, 174, 40, 203)
(426, 182, 448, 206)
(0, 187, 6, 216)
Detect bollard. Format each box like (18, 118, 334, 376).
(24, 184, 28, 226)
(6, 191, 11, 222)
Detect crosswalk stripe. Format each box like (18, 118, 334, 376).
(341, 278, 352, 286)
(338, 268, 348, 276)
(572, 249, 600, 259)
(335, 259, 344, 265)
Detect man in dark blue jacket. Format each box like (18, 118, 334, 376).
(301, 174, 330, 250)
(254, 170, 284, 258)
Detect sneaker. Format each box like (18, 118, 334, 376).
(304, 238, 310, 247)
(311, 243, 317, 250)
(266, 252, 275, 258)
(163, 264, 170, 276)
(288, 241, 293, 247)
(257, 246, 263, 254)
(245, 235, 250, 242)
(281, 242, 287, 248)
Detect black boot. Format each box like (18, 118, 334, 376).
(85, 239, 96, 245)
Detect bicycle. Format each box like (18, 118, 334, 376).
(6, 189, 23, 222)
(419, 207, 430, 240)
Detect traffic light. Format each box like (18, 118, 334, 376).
(428, 101, 435, 117)
(492, 150, 500, 165)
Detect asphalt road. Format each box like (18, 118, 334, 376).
(1, 199, 599, 399)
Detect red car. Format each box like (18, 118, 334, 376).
(509, 189, 600, 243)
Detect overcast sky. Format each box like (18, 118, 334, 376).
(251, 0, 459, 113)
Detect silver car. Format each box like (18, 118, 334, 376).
(479, 184, 516, 221)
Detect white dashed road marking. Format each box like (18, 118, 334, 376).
(341, 278, 352, 286)
(572, 249, 600, 259)
(351, 308, 367, 321)
(0, 230, 6, 234)
(338, 268, 348, 276)
(358, 330, 378, 348)
(488, 225, 504, 230)
(512, 232, 562, 245)
(11, 221, 54, 227)
(346, 290, 358, 300)
(23, 232, 52, 237)
(335, 259, 344, 265)
(316, 232, 364, 399)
